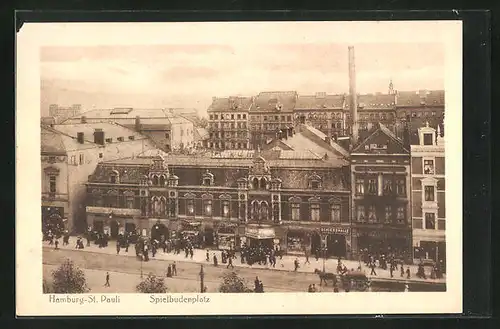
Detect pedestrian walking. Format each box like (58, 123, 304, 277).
(172, 262, 177, 276)
(400, 264, 405, 277)
(116, 242, 120, 255)
(406, 267, 411, 279)
(190, 248, 194, 259)
(305, 252, 310, 264)
(54, 239, 59, 250)
(166, 265, 172, 278)
(390, 265, 394, 278)
(213, 254, 218, 267)
(370, 263, 377, 276)
(227, 256, 234, 269)
(294, 258, 300, 272)
(206, 250, 210, 262)
(104, 272, 110, 287)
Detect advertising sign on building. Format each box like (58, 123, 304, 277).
(320, 227, 350, 235)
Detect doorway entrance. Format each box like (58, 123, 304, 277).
(326, 234, 347, 258)
(204, 227, 215, 247)
(151, 223, 169, 242)
(310, 233, 321, 255)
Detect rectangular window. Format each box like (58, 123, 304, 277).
(356, 178, 365, 195)
(126, 198, 134, 209)
(231, 114, 234, 120)
(49, 176, 56, 193)
(331, 204, 341, 222)
(99, 153, 103, 158)
(357, 205, 365, 222)
(237, 114, 241, 119)
(287, 115, 291, 121)
(274, 116, 278, 121)
(425, 213, 436, 229)
(311, 181, 320, 189)
(310, 204, 320, 221)
(186, 199, 194, 215)
(105, 138, 112, 143)
(243, 114, 246, 119)
(367, 178, 377, 195)
(165, 133, 170, 139)
(117, 137, 124, 142)
(423, 133, 433, 145)
(424, 159, 435, 174)
(291, 203, 300, 221)
(70, 155, 76, 165)
(368, 205, 377, 223)
(396, 178, 406, 196)
(209, 115, 213, 120)
(383, 177, 393, 195)
(384, 206, 392, 223)
(222, 201, 230, 218)
(214, 115, 218, 120)
(281, 116, 285, 120)
(110, 175, 117, 184)
(264, 116, 268, 121)
(397, 207, 405, 223)
(425, 186, 435, 201)
(128, 136, 135, 140)
(79, 154, 84, 165)
(204, 200, 212, 216)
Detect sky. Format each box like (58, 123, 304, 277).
(39, 26, 445, 117)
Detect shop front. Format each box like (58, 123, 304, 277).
(42, 206, 66, 238)
(216, 223, 239, 250)
(320, 227, 350, 258)
(179, 220, 202, 246)
(353, 228, 412, 261)
(245, 225, 275, 249)
(286, 230, 311, 255)
(414, 240, 446, 271)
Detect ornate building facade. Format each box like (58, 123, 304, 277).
(410, 122, 446, 266)
(350, 123, 412, 261)
(85, 148, 352, 257)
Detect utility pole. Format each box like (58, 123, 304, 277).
(199, 264, 205, 293)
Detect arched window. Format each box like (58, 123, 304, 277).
(252, 177, 259, 190)
(159, 197, 166, 216)
(152, 175, 159, 186)
(159, 175, 166, 186)
(260, 178, 267, 190)
(110, 170, 120, 184)
(141, 199, 147, 216)
(152, 197, 160, 216)
(251, 200, 259, 220)
(260, 201, 269, 221)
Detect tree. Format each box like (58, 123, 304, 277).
(219, 272, 253, 293)
(51, 259, 89, 293)
(136, 273, 167, 293)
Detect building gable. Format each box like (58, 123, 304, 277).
(353, 125, 409, 155)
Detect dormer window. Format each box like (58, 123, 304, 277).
(202, 170, 214, 186)
(117, 137, 124, 142)
(105, 138, 112, 143)
(128, 136, 135, 140)
(110, 170, 119, 184)
(308, 173, 322, 190)
(423, 133, 433, 145)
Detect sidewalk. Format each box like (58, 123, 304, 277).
(47, 238, 446, 284)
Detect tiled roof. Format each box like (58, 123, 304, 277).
(278, 150, 321, 160)
(295, 94, 345, 110)
(52, 122, 147, 141)
(352, 93, 396, 109)
(62, 108, 193, 125)
(207, 96, 253, 113)
(396, 90, 445, 107)
(250, 91, 297, 113)
(41, 126, 66, 154)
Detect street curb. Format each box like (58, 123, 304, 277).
(42, 247, 446, 285)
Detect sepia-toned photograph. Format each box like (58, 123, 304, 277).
(17, 21, 463, 316)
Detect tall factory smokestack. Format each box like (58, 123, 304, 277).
(348, 46, 359, 145)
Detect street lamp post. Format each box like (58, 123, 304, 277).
(199, 264, 205, 293)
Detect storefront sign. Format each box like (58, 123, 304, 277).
(320, 227, 350, 235)
(246, 227, 275, 239)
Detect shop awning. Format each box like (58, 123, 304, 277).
(245, 227, 275, 240)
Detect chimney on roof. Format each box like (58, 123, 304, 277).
(81, 116, 87, 124)
(212, 97, 217, 102)
(348, 46, 359, 145)
(93, 128, 105, 145)
(77, 132, 84, 144)
(135, 116, 141, 131)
